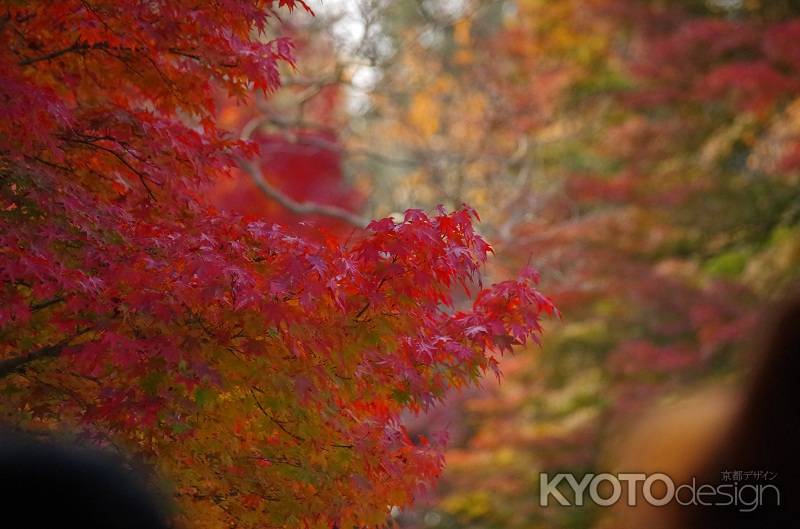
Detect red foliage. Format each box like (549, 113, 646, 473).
(630, 12, 800, 113)
(0, 2, 554, 526)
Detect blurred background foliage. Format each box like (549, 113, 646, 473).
(218, 1, 800, 527)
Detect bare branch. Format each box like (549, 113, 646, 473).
(238, 159, 368, 228)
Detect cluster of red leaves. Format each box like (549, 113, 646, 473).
(0, 2, 553, 527)
(630, 17, 800, 113)
(630, 14, 800, 175)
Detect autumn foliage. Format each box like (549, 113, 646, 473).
(371, 2, 800, 528)
(0, 2, 555, 528)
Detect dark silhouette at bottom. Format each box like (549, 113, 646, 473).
(0, 433, 171, 529)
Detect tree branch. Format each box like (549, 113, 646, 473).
(249, 387, 305, 442)
(0, 329, 91, 378)
(238, 159, 368, 229)
(18, 42, 88, 66)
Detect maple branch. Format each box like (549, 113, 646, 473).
(168, 48, 202, 61)
(30, 296, 66, 311)
(64, 136, 157, 200)
(0, 329, 91, 378)
(249, 387, 306, 442)
(17, 40, 119, 67)
(18, 42, 88, 66)
(353, 273, 391, 321)
(238, 159, 368, 228)
(242, 113, 418, 167)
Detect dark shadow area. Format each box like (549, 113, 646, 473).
(0, 433, 171, 529)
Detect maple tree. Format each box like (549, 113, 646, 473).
(0, 2, 556, 528)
